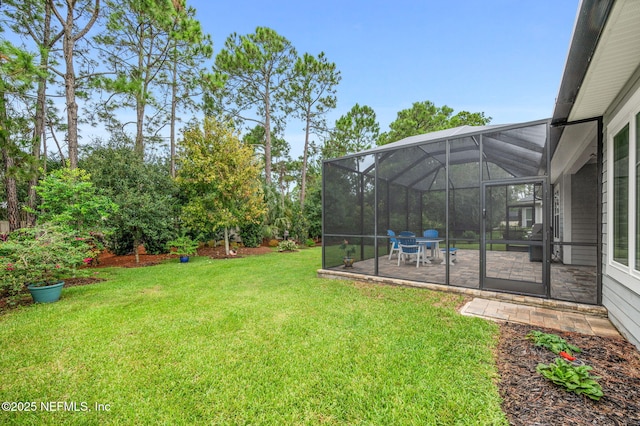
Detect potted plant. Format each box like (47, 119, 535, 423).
(0, 223, 94, 303)
(339, 239, 357, 267)
(166, 235, 199, 263)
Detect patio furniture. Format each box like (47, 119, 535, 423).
(399, 231, 416, 237)
(421, 229, 440, 261)
(416, 236, 443, 263)
(397, 237, 425, 268)
(387, 230, 400, 260)
(440, 247, 458, 265)
(423, 229, 439, 247)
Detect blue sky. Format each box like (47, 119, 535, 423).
(192, 0, 580, 156)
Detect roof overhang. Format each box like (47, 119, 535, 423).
(551, 0, 640, 153)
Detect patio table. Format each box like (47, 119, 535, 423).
(415, 238, 443, 264)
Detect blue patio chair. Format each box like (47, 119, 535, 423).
(422, 229, 439, 249)
(421, 229, 440, 261)
(387, 230, 400, 260)
(397, 237, 424, 268)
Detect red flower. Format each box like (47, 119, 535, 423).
(55, 264, 61, 269)
(559, 351, 576, 361)
(5, 263, 14, 271)
(83, 257, 93, 264)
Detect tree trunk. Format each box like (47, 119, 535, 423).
(51, 0, 100, 169)
(224, 227, 230, 256)
(300, 114, 311, 210)
(264, 92, 272, 184)
(1, 91, 20, 232)
(3, 156, 20, 232)
(28, 74, 46, 226)
(61, 2, 79, 169)
(134, 230, 141, 264)
(170, 46, 178, 178)
(28, 5, 53, 225)
(62, 3, 78, 169)
(135, 99, 145, 157)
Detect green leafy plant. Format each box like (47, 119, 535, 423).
(166, 235, 199, 257)
(277, 240, 298, 252)
(239, 222, 263, 248)
(28, 167, 118, 232)
(536, 358, 603, 400)
(305, 238, 316, 247)
(81, 142, 179, 258)
(526, 330, 582, 355)
(339, 239, 356, 258)
(0, 223, 94, 288)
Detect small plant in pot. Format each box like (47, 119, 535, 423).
(339, 239, 357, 267)
(166, 235, 199, 263)
(0, 223, 94, 303)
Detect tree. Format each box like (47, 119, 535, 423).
(214, 27, 297, 185)
(322, 104, 379, 159)
(377, 100, 491, 145)
(284, 52, 340, 209)
(29, 167, 117, 232)
(49, 0, 100, 169)
(93, 0, 209, 159)
(80, 137, 178, 262)
(0, 40, 42, 231)
(177, 118, 265, 256)
(2, 0, 64, 224)
(166, 5, 212, 177)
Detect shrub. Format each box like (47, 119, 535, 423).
(166, 235, 199, 256)
(81, 141, 179, 256)
(239, 222, 263, 248)
(278, 240, 298, 252)
(305, 238, 316, 247)
(0, 223, 93, 292)
(461, 230, 479, 241)
(27, 167, 118, 233)
(268, 239, 279, 247)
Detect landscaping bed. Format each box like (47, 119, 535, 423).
(93, 245, 274, 267)
(497, 322, 640, 425)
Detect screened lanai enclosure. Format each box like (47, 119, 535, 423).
(322, 119, 600, 305)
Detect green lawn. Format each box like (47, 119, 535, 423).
(0, 248, 507, 425)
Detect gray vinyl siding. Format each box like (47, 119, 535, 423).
(570, 164, 597, 265)
(602, 72, 640, 349)
(602, 277, 640, 348)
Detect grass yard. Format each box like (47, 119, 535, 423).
(0, 248, 507, 425)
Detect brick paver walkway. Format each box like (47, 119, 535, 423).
(460, 298, 621, 338)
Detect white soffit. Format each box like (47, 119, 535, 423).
(569, 0, 640, 121)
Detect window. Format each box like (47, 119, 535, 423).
(613, 125, 629, 265)
(609, 91, 640, 286)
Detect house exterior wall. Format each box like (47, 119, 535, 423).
(602, 65, 640, 349)
(560, 174, 571, 263)
(570, 163, 597, 266)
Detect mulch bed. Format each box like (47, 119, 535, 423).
(92, 245, 274, 268)
(497, 322, 640, 425)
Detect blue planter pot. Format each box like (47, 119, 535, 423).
(179, 256, 190, 263)
(27, 281, 64, 303)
